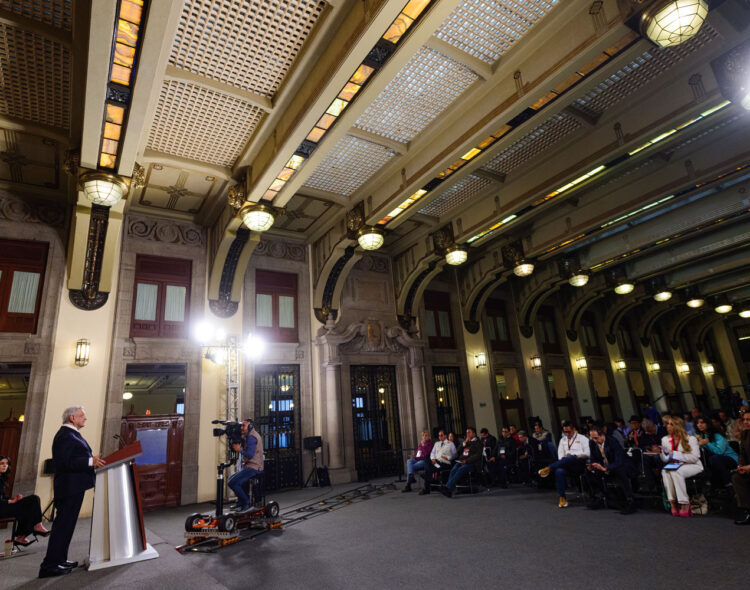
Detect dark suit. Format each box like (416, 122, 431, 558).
(585, 436, 635, 504)
(732, 429, 750, 509)
(42, 426, 95, 569)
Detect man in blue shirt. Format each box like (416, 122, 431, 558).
(228, 419, 264, 512)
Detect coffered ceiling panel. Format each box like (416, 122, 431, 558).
(0, 23, 72, 130)
(575, 25, 719, 117)
(0, 0, 73, 30)
(138, 163, 223, 214)
(434, 0, 559, 64)
(0, 127, 60, 189)
(275, 193, 337, 233)
(354, 46, 478, 144)
(303, 134, 396, 196)
(169, 0, 326, 98)
(482, 111, 580, 176)
(418, 173, 492, 217)
(147, 80, 265, 166)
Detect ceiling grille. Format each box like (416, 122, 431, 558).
(303, 134, 396, 196)
(169, 0, 326, 98)
(0, 23, 71, 129)
(435, 0, 559, 64)
(418, 174, 493, 217)
(147, 80, 265, 167)
(354, 46, 478, 144)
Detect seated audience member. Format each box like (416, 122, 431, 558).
(683, 413, 696, 436)
(731, 408, 748, 444)
(718, 410, 739, 444)
(489, 427, 517, 488)
(661, 416, 703, 517)
(479, 428, 497, 462)
(585, 425, 637, 514)
(711, 414, 727, 438)
(644, 401, 662, 425)
(442, 427, 482, 498)
(516, 430, 538, 483)
(612, 418, 630, 447)
(532, 422, 556, 458)
(448, 431, 460, 448)
(0, 455, 50, 545)
(638, 418, 665, 492)
(732, 410, 750, 525)
(509, 425, 522, 449)
(403, 430, 433, 492)
(420, 430, 456, 495)
(694, 416, 738, 488)
(538, 421, 590, 508)
(626, 416, 643, 448)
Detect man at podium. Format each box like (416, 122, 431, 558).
(39, 406, 106, 578)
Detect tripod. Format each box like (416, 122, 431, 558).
(303, 448, 320, 488)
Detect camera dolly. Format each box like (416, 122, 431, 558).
(183, 456, 281, 547)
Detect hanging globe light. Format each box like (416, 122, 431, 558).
(686, 298, 704, 308)
(357, 226, 385, 250)
(445, 245, 468, 266)
(614, 282, 635, 295)
(81, 172, 128, 207)
(513, 261, 534, 277)
(241, 203, 275, 232)
(569, 272, 589, 287)
(641, 0, 709, 48)
(654, 290, 672, 302)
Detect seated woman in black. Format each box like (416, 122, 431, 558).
(0, 455, 50, 545)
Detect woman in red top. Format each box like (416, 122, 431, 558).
(403, 431, 434, 492)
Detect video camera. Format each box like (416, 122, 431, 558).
(212, 419, 244, 446)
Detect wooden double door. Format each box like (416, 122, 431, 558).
(120, 414, 183, 511)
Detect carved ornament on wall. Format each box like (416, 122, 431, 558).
(255, 238, 306, 262)
(127, 214, 205, 247)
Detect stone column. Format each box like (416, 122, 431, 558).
(321, 342, 345, 469)
(408, 346, 428, 436)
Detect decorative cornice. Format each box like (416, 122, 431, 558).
(126, 214, 205, 247)
(354, 253, 389, 273)
(0, 192, 66, 228)
(255, 237, 306, 262)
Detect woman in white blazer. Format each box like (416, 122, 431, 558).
(661, 415, 703, 517)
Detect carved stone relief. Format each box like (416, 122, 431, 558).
(254, 237, 306, 262)
(127, 214, 205, 247)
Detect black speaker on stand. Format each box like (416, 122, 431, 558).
(303, 436, 323, 488)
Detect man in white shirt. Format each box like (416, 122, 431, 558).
(419, 430, 456, 495)
(538, 421, 589, 508)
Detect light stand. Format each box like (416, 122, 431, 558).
(303, 448, 320, 488)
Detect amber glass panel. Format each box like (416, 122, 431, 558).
(277, 168, 295, 182)
(99, 153, 116, 168)
(286, 155, 304, 170)
(338, 82, 361, 101)
(316, 114, 336, 130)
(402, 0, 430, 19)
(120, 0, 144, 24)
(492, 124, 512, 138)
(111, 64, 132, 86)
(326, 99, 348, 117)
(477, 135, 495, 149)
(101, 139, 119, 155)
(553, 72, 582, 95)
(103, 122, 122, 141)
(114, 43, 136, 68)
(577, 53, 608, 76)
(350, 64, 375, 85)
(106, 104, 125, 124)
(269, 179, 286, 192)
(306, 127, 326, 143)
(530, 91, 557, 111)
(383, 13, 413, 44)
(117, 19, 139, 46)
(262, 190, 277, 201)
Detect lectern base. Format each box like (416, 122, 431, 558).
(86, 543, 159, 571)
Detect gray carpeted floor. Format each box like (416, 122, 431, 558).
(1, 480, 747, 589)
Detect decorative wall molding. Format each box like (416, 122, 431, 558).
(126, 214, 205, 247)
(353, 253, 389, 273)
(69, 204, 110, 311)
(0, 191, 66, 228)
(254, 237, 306, 262)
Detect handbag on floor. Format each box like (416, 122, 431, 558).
(690, 493, 709, 515)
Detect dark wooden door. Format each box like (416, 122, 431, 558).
(254, 365, 301, 491)
(350, 365, 402, 481)
(432, 366, 466, 436)
(121, 414, 183, 510)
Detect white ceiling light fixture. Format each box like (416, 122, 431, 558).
(739, 308, 750, 318)
(81, 172, 128, 207)
(569, 272, 589, 287)
(123, 391, 133, 400)
(445, 245, 468, 266)
(240, 203, 275, 232)
(641, 0, 709, 48)
(614, 282, 635, 295)
(514, 262, 534, 277)
(357, 226, 385, 250)
(687, 298, 704, 308)
(654, 290, 672, 302)
(715, 303, 733, 314)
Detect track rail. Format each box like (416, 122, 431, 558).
(176, 482, 396, 553)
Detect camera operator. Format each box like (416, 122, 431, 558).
(227, 419, 264, 512)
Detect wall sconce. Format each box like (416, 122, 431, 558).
(530, 355, 542, 370)
(18, 414, 24, 422)
(474, 352, 487, 368)
(649, 362, 661, 373)
(576, 357, 588, 371)
(75, 338, 90, 367)
(704, 364, 715, 375)
(678, 363, 690, 374)
(615, 359, 626, 371)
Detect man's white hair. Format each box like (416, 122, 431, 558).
(62, 406, 84, 424)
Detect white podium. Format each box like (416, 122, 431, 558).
(87, 442, 159, 570)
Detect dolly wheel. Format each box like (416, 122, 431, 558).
(265, 501, 280, 518)
(218, 514, 236, 533)
(184, 513, 203, 532)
